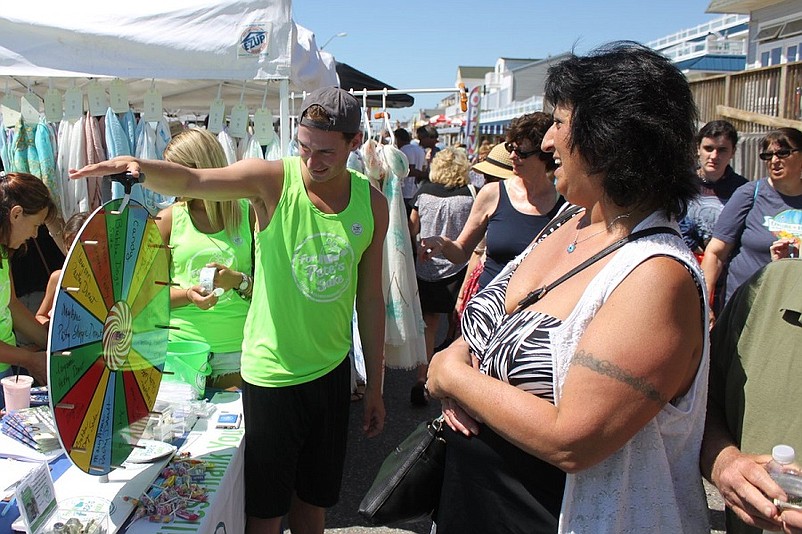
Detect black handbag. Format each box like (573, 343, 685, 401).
(358, 416, 446, 525)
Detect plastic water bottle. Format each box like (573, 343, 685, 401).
(765, 444, 802, 501)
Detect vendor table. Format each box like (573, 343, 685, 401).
(4, 390, 244, 533)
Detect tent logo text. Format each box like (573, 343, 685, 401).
(240, 25, 268, 56)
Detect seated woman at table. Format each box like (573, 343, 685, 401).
(426, 42, 710, 533)
(155, 128, 254, 389)
(0, 172, 57, 393)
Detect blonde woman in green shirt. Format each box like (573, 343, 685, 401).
(155, 128, 254, 390)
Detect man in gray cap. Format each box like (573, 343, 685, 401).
(71, 86, 388, 534)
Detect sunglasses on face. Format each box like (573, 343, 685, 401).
(759, 148, 800, 161)
(504, 141, 539, 159)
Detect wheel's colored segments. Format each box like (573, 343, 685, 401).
(59, 235, 108, 321)
(48, 198, 170, 476)
(80, 213, 115, 309)
(49, 291, 105, 353)
(121, 203, 150, 302)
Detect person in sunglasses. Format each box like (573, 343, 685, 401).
(702, 127, 802, 318)
(418, 112, 564, 291)
(426, 42, 708, 533)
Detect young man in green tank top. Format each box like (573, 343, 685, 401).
(70, 87, 389, 534)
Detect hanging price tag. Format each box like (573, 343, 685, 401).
(228, 103, 249, 138)
(87, 81, 108, 117)
(64, 87, 84, 121)
(253, 108, 275, 145)
(207, 98, 226, 134)
(109, 79, 129, 113)
(1, 93, 21, 126)
(21, 92, 42, 123)
(44, 89, 63, 123)
(142, 88, 163, 122)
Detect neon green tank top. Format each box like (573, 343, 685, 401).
(241, 157, 374, 386)
(168, 200, 252, 353)
(0, 260, 16, 372)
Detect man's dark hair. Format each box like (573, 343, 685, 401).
(696, 120, 738, 148)
(416, 125, 438, 139)
(394, 128, 412, 144)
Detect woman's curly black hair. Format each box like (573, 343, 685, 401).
(545, 41, 698, 218)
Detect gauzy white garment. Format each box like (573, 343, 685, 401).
(217, 129, 238, 165)
(239, 133, 265, 160)
(380, 168, 427, 369)
(548, 212, 710, 534)
(56, 117, 88, 219)
(264, 136, 282, 161)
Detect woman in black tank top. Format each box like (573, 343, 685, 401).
(417, 112, 564, 292)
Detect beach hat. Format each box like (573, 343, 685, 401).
(299, 86, 362, 134)
(473, 142, 516, 179)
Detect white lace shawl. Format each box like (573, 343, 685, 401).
(547, 212, 711, 534)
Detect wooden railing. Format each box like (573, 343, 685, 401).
(688, 60, 802, 133)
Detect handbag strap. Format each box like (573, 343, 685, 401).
(511, 225, 681, 314)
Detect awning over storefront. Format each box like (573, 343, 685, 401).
(335, 62, 414, 108)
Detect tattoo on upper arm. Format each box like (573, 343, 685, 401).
(571, 349, 667, 404)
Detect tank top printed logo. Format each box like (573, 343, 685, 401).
(291, 233, 356, 302)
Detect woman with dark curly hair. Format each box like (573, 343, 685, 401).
(414, 112, 564, 405)
(427, 42, 709, 533)
(419, 112, 565, 290)
(0, 172, 57, 398)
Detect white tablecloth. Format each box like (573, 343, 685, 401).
(12, 390, 245, 534)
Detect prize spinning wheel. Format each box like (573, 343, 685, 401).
(47, 197, 170, 475)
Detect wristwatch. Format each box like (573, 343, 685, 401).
(238, 273, 251, 293)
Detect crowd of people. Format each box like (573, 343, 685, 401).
(0, 39, 799, 534)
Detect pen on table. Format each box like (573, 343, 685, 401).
(1, 497, 16, 517)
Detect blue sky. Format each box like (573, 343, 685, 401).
(293, 0, 725, 120)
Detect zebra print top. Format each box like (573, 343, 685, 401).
(461, 267, 561, 403)
(461, 205, 581, 402)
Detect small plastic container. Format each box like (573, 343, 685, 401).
(766, 445, 802, 501)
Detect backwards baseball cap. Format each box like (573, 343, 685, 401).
(299, 86, 361, 134)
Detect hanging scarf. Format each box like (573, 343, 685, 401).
(0, 115, 10, 172)
(84, 112, 107, 210)
(34, 119, 61, 218)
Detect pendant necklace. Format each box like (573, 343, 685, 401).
(566, 212, 632, 253)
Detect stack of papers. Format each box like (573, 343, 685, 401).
(1, 406, 60, 453)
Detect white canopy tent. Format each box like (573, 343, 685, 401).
(0, 0, 339, 149)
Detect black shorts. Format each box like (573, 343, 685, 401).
(417, 267, 467, 314)
(241, 357, 351, 518)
